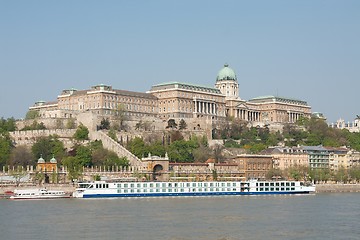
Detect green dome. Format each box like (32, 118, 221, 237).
(50, 156, 57, 163)
(37, 156, 45, 163)
(216, 64, 237, 82)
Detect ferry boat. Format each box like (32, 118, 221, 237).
(72, 180, 315, 198)
(10, 188, 71, 200)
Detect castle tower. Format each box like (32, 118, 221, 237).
(215, 64, 240, 99)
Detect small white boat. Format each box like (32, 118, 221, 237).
(10, 188, 71, 200)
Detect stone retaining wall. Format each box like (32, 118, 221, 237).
(315, 183, 360, 193)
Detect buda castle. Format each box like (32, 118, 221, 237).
(29, 64, 311, 128)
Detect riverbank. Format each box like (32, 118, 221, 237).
(315, 183, 360, 193)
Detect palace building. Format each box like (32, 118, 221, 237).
(29, 64, 311, 126)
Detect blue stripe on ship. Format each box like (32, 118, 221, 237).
(82, 191, 311, 198)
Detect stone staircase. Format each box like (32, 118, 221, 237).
(89, 131, 143, 168)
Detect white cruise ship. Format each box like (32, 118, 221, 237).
(73, 180, 315, 198)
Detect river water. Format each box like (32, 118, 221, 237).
(1, 193, 359, 240)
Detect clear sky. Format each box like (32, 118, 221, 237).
(0, 0, 359, 123)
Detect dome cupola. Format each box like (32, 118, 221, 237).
(37, 155, 45, 164)
(216, 64, 237, 82)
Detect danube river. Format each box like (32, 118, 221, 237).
(1, 193, 359, 240)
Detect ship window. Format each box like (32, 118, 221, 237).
(150, 189, 153, 192)
(199, 188, 202, 192)
(210, 183, 214, 187)
(150, 183, 153, 187)
(156, 189, 160, 192)
(286, 188, 290, 191)
(281, 182, 285, 186)
(270, 183, 274, 186)
(204, 183, 207, 187)
(137, 189, 141, 193)
(286, 182, 290, 186)
(227, 183, 231, 187)
(131, 189, 134, 193)
(291, 182, 295, 186)
(281, 188, 285, 191)
(124, 189, 128, 193)
(291, 188, 295, 190)
(260, 188, 264, 191)
(265, 183, 269, 186)
(156, 183, 160, 187)
(210, 188, 214, 191)
(233, 183, 236, 187)
(137, 184, 141, 187)
(270, 188, 274, 191)
(124, 184, 128, 188)
(276, 188, 279, 191)
(130, 184, 134, 188)
(143, 184, 147, 188)
(276, 183, 279, 186)
(168, 189, 172, 192)
(265, 188, 269, 191)
(143, 189, 147, 193)
(260, 183, 264, 186)
(181, 189, 184, 192)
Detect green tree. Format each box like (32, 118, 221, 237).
(126, 137, 148, 158)
(0, 117, 16, 132)
(62, 156, 83, 183)
(25, 110, 39, 120)
(179, 119, 187, 130)
(73, 124, 89, 140)
(0, 132, 12, 167)
(112, 104, 128, 131)
(31, 135, 66, 162)
(99, 118, 110, 130)
(108, 128, 118, 142)
(21, 121, 46, 130)
(74, 145, 92, 167)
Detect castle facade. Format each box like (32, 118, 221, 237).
(29, 64, 312, 126)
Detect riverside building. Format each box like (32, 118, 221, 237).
(29, 64, 312, 126)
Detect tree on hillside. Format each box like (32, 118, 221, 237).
(112, 104, 128, 131)
(25, 110, 39, 120)
(179, 119, 187, 130)
(0, 117, 16, 132)
(62, 156, 83, 183)
(31, 135, 66, 162)
(73, 124, 89, 140)
(9, 145, 34, 166)
(21, 121, 46, 131)
(0, 132, 13, 167)
(99, 118, 110, 130)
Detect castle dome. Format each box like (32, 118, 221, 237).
(216, 64, 237, 82)
(50, 156, 57, 163)
(37, 156, 45, 164)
